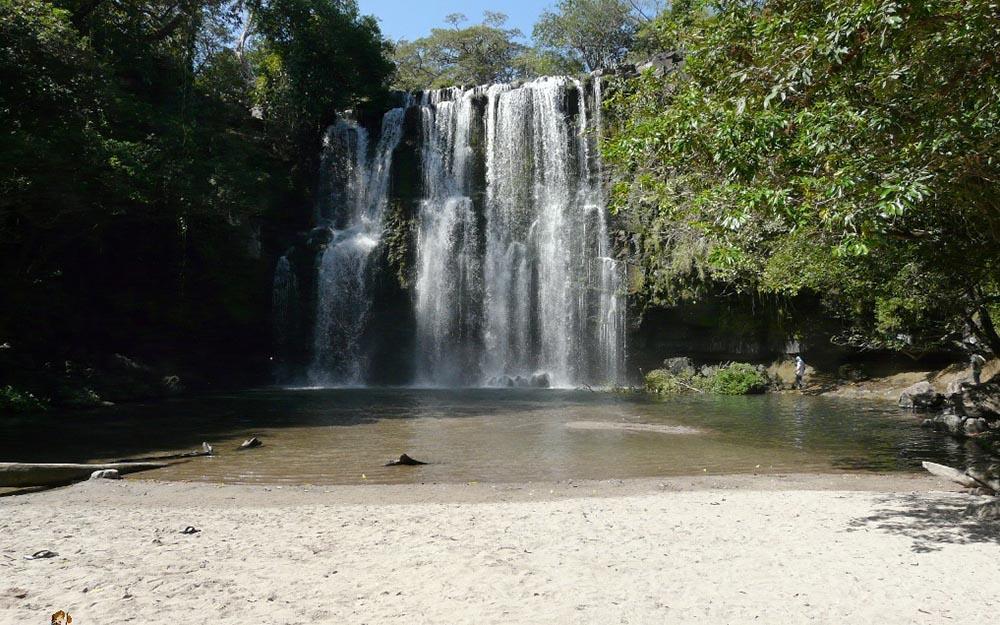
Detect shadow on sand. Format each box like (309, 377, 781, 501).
(848, 492, 999, 553)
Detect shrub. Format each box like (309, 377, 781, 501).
(1, 385, 48, 413)
(644, 368, 707, 394)
(707, 363, 769, 395)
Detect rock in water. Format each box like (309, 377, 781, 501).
(385, 454, 427, 466)
(238, 437, 262, 451)
(898, 381, 944, 410)
(89, 469, 121, 480)
(531, 373, 551, 388)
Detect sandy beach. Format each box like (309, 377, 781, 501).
(2, 473, 998, 624)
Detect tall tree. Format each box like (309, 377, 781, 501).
(533, 0, 641, 71)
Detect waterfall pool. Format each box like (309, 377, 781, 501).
(1, 389, 981, 485)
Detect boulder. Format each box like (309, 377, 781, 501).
(898, 381, 944, 410)
(530, 373, 551, 388)
(964, 418, 990, 435)
(662, 357, 695, 376)
(922, 412, 965, 436)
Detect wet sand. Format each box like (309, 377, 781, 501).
(2, 474, 998, 624)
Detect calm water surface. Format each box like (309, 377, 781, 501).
(0, 389, 981, 484)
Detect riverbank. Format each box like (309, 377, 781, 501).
(3, 475, 998, 624)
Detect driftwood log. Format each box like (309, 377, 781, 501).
(113, 442, 214, 463)
(922, 461, 999, 495)
(0, 462, 167, 488)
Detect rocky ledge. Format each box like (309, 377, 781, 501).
(900, 379, 1000, 440)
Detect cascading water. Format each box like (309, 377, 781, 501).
(278, 76, 626, 388)
(413, 88, 485, 385)
(308, 106, 407, 385)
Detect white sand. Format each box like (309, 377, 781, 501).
(2, 475, 998, 625)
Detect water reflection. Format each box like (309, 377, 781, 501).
(0, 389, 981, 485)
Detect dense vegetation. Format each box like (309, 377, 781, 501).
(644, 361, 770, 395)
(0, 0, 394, 396)
(604, 0, 1000, 358)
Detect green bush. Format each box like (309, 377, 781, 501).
(1, 385, 48, 413)
(644, 369, 707, 394)
(707, 363, 769, 395)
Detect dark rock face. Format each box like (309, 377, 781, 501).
(898, 381, 945, 410)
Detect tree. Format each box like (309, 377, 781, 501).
(391, 12, 528, 90)
(603, 0, 1000, 355)
(533, 0, 641, 71)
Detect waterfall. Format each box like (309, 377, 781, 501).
(413, 88, 484, 385)
(278, 76, 626, 388)
(419, 76, 625, 387)
(272, 254, 300, 381)
(308, 106, 407, 385)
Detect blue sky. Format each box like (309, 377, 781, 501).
(357, 0, 552, 42)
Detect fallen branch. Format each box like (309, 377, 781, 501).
(921, 461, 998, 495)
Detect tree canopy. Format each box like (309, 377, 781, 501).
(391, 12, 532, 90)
(0, 0, 394, 364)
(533, 0, 641, 71)
(604, 0, 1000, 354)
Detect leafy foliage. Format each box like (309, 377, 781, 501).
(0, 0, 393, 369)
(706, 362, 769, 395)
(644, 361, 769, 395)
(604, 0, 1000, 355)
(0, 385, 48, 413)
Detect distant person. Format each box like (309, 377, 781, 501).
(970, 353, 986, 385)
(794, 355, 806, 390)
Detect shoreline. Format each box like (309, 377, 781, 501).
(3, 470, 962, 506)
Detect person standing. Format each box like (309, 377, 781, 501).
(794, 355, 806, 390)
(970, 353, 986, 385)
